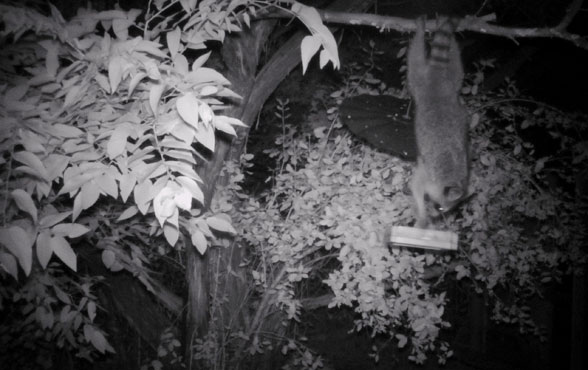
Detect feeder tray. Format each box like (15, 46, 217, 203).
(389, 226, 458, 251)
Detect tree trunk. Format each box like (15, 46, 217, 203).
(571, 269, 587, 370)
(184, 19, 276, 369)
(184, 1, 376, 367)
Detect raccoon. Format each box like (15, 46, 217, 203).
(406, 17, 470, 228)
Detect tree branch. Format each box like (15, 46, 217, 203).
(262, 0, 588, 50)
(557, 0, 583, 31)
(459, 13, 588, 50)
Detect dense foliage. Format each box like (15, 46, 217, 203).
(0, 2, 245, 366)
(231, 60, 588, 364)
(0, 0, 339, 368)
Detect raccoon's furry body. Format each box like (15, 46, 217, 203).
(407, 17, 470, 228)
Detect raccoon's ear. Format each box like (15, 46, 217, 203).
(444, 185, 463, 202)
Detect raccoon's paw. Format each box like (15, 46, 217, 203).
(414, 217, 429, 229)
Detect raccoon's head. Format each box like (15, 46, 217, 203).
(425, 183, 465, 217)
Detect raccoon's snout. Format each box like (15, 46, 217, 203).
(425, 185, 463, 215)
(443, 185, 464, 204)
(423, 194, 443, 216)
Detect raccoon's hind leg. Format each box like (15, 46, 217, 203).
(410, 161, 429, 229)
(406, 16, 427, 96)
(444, 19, 464, 91)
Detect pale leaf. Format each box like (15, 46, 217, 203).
(51, 124, 84, 138)
(292, 3, 339, 70)
(300, 35, 321, 75)
(50, 234, 77, 271)
(6, 84, 28, 101)
(13, 151, 49, 181)
(95, 174, 118, 199)
(206, 215, 236, 234)
(166, 27, 181, 57)
(36, 182, 51, 199)
(214, 87, 242, 100)
(167, 207, 179, 229)
(85, 301, 96, 323)
(11, 189, 37, 222)
(44, 42, 59, 77)
(396, 334, 408, 348)
(199, 85, 217, 96)
(173, 186, 192, 211)
(73, 192, 83, 221)
(195, 219, 213, 238)
(163, 223, 179, 246)
(19, 129, 45, 154)
(319, 49, 329, 69)
(83, 324, 93, 342)
(168, 162, 202, 183)
(36, 231, 53, 269)
(191, 51, 211, 71)
(44, 154, 70, 181)
(176, 93, 200, 127)
(55, 287, 71, 305)
(134, 180, 153, 213)
(117, 205, 138, 221)
(143, 59, 161, 80)
(316, 26, 339, 69)
(81, 182, 100, 210)
(135, 39, 168, 58)
(52, 223, 90, 238)
(194, 122, 215, 152)
(153, 186, 176, 226)
(291, 1, 322, 29)
(176, 176, 204, 203)
(108, 56, 124, 93)
(0, 226, 34, 275)
(110, 261, 124, 272)
(119, 173, 136, 202)
(173, 54, 189, 76)
(89, 328, 109, 353)
(149, 83, 166, 116)
(48, 2, 65, 22)
(94, 73, 110, 93)
(0, 252, 18, 280)
(112, 18, 131, 40)
(213, 117, 237, 136)
(128, 72, 147, 98)
(215, 115, 248, 127)
(165, 149, 195, 163)
(127, 8, 142, 22)
(57, 173, 94, 195)
(63, 85, 83, 108)
(101, 250, 115, 268)
(197, 103, 213, 124)
(14, 166, 44, 180)
(39, 211, 72, 228)
(107, 126, 130, 159)
(179, 0, 197, 12)
(186, 67, 229, 85)
(411, 318, 426, 333)
(191, 228, 207, 255)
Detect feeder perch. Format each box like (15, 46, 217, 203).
(389, 226, 458, 251)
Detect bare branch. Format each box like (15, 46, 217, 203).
(460, 13, 588, 50)
(557, 0, 583, 30)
